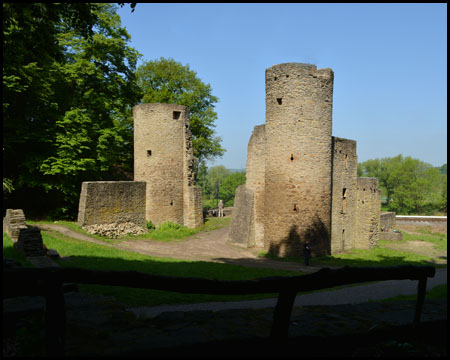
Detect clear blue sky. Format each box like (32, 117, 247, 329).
(117, 3, 447, 169)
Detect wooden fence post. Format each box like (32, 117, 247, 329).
(270, 290, 297, 340)
(45, 273, 66, 357)
(413, 277, 427, 328)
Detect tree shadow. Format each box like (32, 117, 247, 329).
(268, 215, 331, 258)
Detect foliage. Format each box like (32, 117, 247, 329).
(219, 171, 246, 206)
(146, 221, 155, 231)
(3, 3, 141, 218)
(359, 155, 447, 215)
(3, 178, 14, 194)
(135, 57, 225, 169)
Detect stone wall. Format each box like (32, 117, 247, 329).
(354, 178, 381, 249)
(228, 185, 255, 247)
(133, 103, 203, 228)
(245, 124, 266, 247)
(380, 212, 396, 231)
(3, 209, 27, 242)
(331, 137, 358, 253)
(77, 181, 146, 227)
(264, 63, 334, 257)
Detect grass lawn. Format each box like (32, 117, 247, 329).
(3, 228, 302, 307)
(4, 219, 446, 307)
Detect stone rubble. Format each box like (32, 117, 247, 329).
(82, 222, 147, 239)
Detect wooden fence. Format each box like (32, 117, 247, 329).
(3, 265, 436, 357)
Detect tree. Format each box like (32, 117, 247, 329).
(135, 58, 225, 172)
(219, 172, 246, 206)
(3, 3, 141, 218)
(359, 155, 447, 215)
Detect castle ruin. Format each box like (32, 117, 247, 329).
(77, 103, 203, 229)
(229, 63, 381, 257)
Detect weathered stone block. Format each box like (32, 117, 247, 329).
(228, 185, 255, 248)
(77, 181, 146, 227)
(3, 209, 27, 242)
(380, 212, 396, 231)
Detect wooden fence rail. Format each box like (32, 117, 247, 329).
(3, 265, 436, 356)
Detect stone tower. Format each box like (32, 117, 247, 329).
(264, 63, 334, 257)
(133, 103, 203, 228)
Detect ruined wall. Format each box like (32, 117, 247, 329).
(183, 111, 204, 228)
(264, 63, 334, 257)
(133, 103, 202, 228)
(380, 212, 396, 231)
(245, 124, 266, 247)
(354, 177, 381, 249)
(228, 185, 255, 247)
(4, 209, 27, 242)
(77, 181, 146, 227)
(331, 137, 358, 254)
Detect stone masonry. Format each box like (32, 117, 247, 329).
(133, 103, 203, 228)
(77, 103, 203, 230)
(77, 181, 146, 227)
(229, 63, 381, 257)
(4, 209, 27, 242)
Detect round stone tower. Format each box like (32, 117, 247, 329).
(133, 103, 188, 226)
(264, 63, 334, 257)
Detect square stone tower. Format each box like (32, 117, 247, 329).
(264, 63, 334, 257)
(133, 103, 203, 228)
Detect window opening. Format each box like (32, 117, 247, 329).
(342, 188, 348, 213)
(277, 98, 282, 105)
(173, 111, 181, 119)
(147, 150, 152, 156)
(290, 154, 294, 161)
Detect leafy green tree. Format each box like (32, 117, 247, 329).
(135, 58, 225, 170)
(3, 3, 141, 218)
(359, 155, 446, 215)
(219, 172, 246, 206)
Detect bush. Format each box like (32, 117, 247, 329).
(146, 221, 155, 231)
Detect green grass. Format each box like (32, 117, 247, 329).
(259, 246, 445, 268)
(401, 230, 447, 251)
(376, 284, 447, 302)
(15, 230, 301, 307)
(3, 232, 34, 267)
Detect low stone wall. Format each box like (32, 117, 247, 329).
(3, 209, 27, 242)
(380, 212, 396, 231)
(379, 231, 403, 241)
(77, 181, 146, 227)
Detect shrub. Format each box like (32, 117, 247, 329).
(146, 221, 155, 231)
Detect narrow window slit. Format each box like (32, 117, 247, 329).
(290, 154, 294, 161)
(293, 204, 297, 212)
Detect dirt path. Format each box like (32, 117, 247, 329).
(37, 222, 447, 271)
(37, 224, 318, 273)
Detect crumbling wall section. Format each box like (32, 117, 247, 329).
(264, 63, 333, 257)
(77, 181, 146, 227)
(3, 209, 27, 242)
(354, 177, 381, 249)
(380, 212, 396, 231)
(331, 137, 358, 254)
(183, 109, 204, 228)
(245, 124, 265, 247)
(228, 185, 255, 248)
